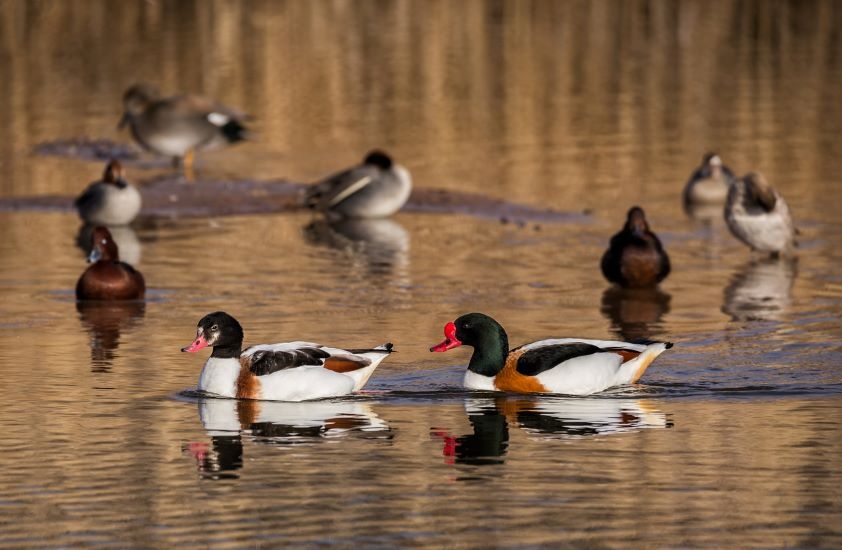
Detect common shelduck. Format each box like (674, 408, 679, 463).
(181, 311, 393, 402)
(430, 313, 672, 396)
(119, 83, 250, 173)
(724, 171, 796, 257)
(301, 150, 412, 219)
(74, 160, 141, 226)
(600, 206, 671, 288)
(76, 226, 145, 300)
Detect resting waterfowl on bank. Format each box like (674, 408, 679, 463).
(119, 83, 250, 173)
(724, 172, 796, 256)
(601, 206, 671, 288)
(74, 160, 141, 226)
(76, 226, 145, 301)
(181, 312, 393, 401)
(430, 313, 672, 396)
(301, 150, 412, 218)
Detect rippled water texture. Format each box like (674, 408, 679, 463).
(1, 1, 841, 547)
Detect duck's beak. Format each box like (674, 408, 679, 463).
(430, 321, 461, 352)
(181, 332, 209, 353)
(86, 246, 102, 263)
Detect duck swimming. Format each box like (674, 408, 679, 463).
(431, 313, 672, 396)
(601, 206, 671, 288)
(182, 311, 393, 402)
(75, 226, 145, 300)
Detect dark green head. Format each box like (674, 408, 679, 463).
(430, 312, 509, 376)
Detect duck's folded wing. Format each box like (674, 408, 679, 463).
(515, 343, 603, 376)
(302, 165, 377, 209)
(246, 347, 331, 376)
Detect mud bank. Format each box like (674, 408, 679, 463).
(11, 138, 587, 224)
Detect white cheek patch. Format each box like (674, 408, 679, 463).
(206, 112, 230, 126)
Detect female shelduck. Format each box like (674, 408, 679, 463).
(724, 171, 796, 257)
(76, 226, 145, 300)
(74, 160, 142, 226)
(430, 313, 672, 396)
(119, 83, 250, 173)
(181, 311, 393, 402)
(601, 206, 671, 288)
(301, 150, 412, 219)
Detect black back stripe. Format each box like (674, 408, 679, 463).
(515, 343, 602, 377)
(248, 347, 331, 376)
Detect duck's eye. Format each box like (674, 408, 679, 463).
(101, 239, 107, 245)
(211, 324, 218, 331)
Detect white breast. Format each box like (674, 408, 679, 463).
(197, 357, 241, 398)
(464, 370, 497, 391)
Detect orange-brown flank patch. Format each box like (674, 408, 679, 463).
(236, 357, 262, 399)
(324, 357, 369, 373)
(493, 348, 549, 394)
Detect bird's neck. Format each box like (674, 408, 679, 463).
(467, 330, 509, 377)
(211, 343, 242, 359)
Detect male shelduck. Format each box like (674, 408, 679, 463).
(430, 313, 672, 396)
(301, 150, 412, 219)
(76, 226, 145, 300)
(119, 83, 250, 173)
(600, 206, 671, 288)
(724, 171, 796, 257)
(74, 160, 141, 226)
(181, 311, 393, 402)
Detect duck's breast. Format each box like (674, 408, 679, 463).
(76, 262, 145, 300)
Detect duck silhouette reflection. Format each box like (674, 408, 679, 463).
(184, 398, 392, 479)
(76, 223, 142, 266)
(303, 218, 409, 277)
(722, 257, 797, 321)
(431, 396, 670, 465)
(76, 300, 145, 372)
(601, 286, 671, 341)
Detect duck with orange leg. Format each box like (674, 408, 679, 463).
(182, 312, 393, 402)
(430, 313, 672, 396)
(76, 226, 145, 301)
(601, 206, 671, 289)
(119, 83, 250, 178)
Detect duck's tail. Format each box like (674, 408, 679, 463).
(346, 343, 394, 391)
(617, 341, 673, 384)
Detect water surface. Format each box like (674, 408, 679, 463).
(0, 1, 841, 547)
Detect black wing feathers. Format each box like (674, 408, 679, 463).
(249, 347, 331, 376)
(516, 343, 602, 376)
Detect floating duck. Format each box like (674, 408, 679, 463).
(430, 313, 672, 395)
(74, 160, 141, 226)
(683, 153, 736, 208)
(601, 206, 671, 288)
(118, 83, 250, 174)
(76, 226, 145, 300)
(301, 150, 412, 218)
(181, 311, 393, 401)
(724, 172, 796, 256)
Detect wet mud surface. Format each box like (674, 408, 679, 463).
(10, 138, 587, 224)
